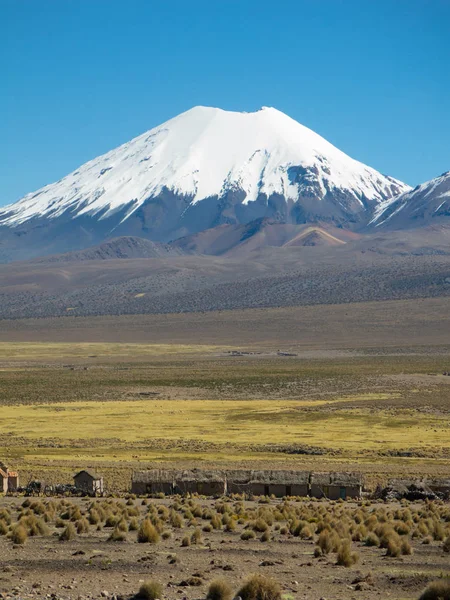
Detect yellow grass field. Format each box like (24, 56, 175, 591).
(1, 395, 448, 453)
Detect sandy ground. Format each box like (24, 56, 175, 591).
(0, 497, 448, 600)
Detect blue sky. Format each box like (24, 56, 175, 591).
(2, 0, 449, 205)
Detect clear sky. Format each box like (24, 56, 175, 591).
(2, 0, 449, 205)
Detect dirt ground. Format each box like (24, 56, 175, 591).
(0, 496, 448, 600)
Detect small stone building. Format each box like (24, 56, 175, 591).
(73, 470, 103, 494)
(0, 468, 8, 494)
(225, 470, 253, 495)
(249, 470, 310, 498)
(175, 469, 226, 496)
(310, 472, 363, 500)
(0, 463, 19, 493)
(131, 470, 175, 495)
(7, 471, 19, 491)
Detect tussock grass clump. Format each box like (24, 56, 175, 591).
(225, 519, 237, 532)
(137, 579, 163, 600)
(76, 517, 90, 534)
(109, 526, 127, 542)
(170, 511, 184, 529)
(181, 535, 191, 547)
(336, 540, 359, 567)
(0, 520, 9, 535)
(386, 537, 401, 557)
(0, 509, 11, 525)
(418, 579, 450, 600)
(129, 517, 139, 531)
(364, 532, 379, 547)
(138, 520, 160, 544)
(401, 539, 413, 555)
(241, 530, 256, 541)
(253, 518, 269, 533)
(238, 574, 281, 600)
(206, 578, 233, 600)
(191, 528, 202, 545)
(59, 522, 76, 541)
(443, 536, 450, 553)
(11, 524, 28, 545)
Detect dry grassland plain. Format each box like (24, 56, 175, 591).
(0, 298, 449, 491)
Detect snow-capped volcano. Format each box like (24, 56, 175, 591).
(370, 171, 450, 229)
(0, 106, 410, 260)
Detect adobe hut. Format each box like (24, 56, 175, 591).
(175, 469, 226, 496)
(0, 468, 8, 494)
(7, 471, 19, 491)
(248, 470, 310, 498)
(310, 472, 363, 500)
(131, 470, 175, 495)
(0, 463, 19, 493)
(73, 470, 103, 494)
(225, 470, 253, 495)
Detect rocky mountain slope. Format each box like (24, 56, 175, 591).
(371, 171, 450, 229)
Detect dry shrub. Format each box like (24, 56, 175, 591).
(170, 511, 184, 529)
(336, 540, 359, 567)
(137, 580, 163, 600)
(318, 529, 336, 554)
(299, 525, 313, 539)
(20, 515, 49, 537)
(241, 530, 256, 541)
(191, 528, 202, 544)
(11, 524, 27, 545)
(418, 579, 450, 600)
(109, 526, 127, 542)
(443, 536, 450, 553)
(386, 537, 401, 557)
(364, 532, 380, 547)
(181, 535, 191, 547)
(129, 517, 139, 531)
(225, 519, 237, 532)
(116, 519, 128, 532)
(401, 539, 413, 555)
(211, 514, 222, 530)
(88, 509, 101, 525)
(59, 522, 76, 541)
(260, 530, 270, 542)
(253, 518, 269, 533)
(0, 520, 8, 535)
(138, 520, 160, 544)
(76, 518, 90, 534)
(105, 513, 119, 528)
(238, 574, 281, 600)
(206, 579, 233, 600)
(0, 509, 11, 525)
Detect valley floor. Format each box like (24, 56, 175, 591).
(0, 298, 449, 490)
